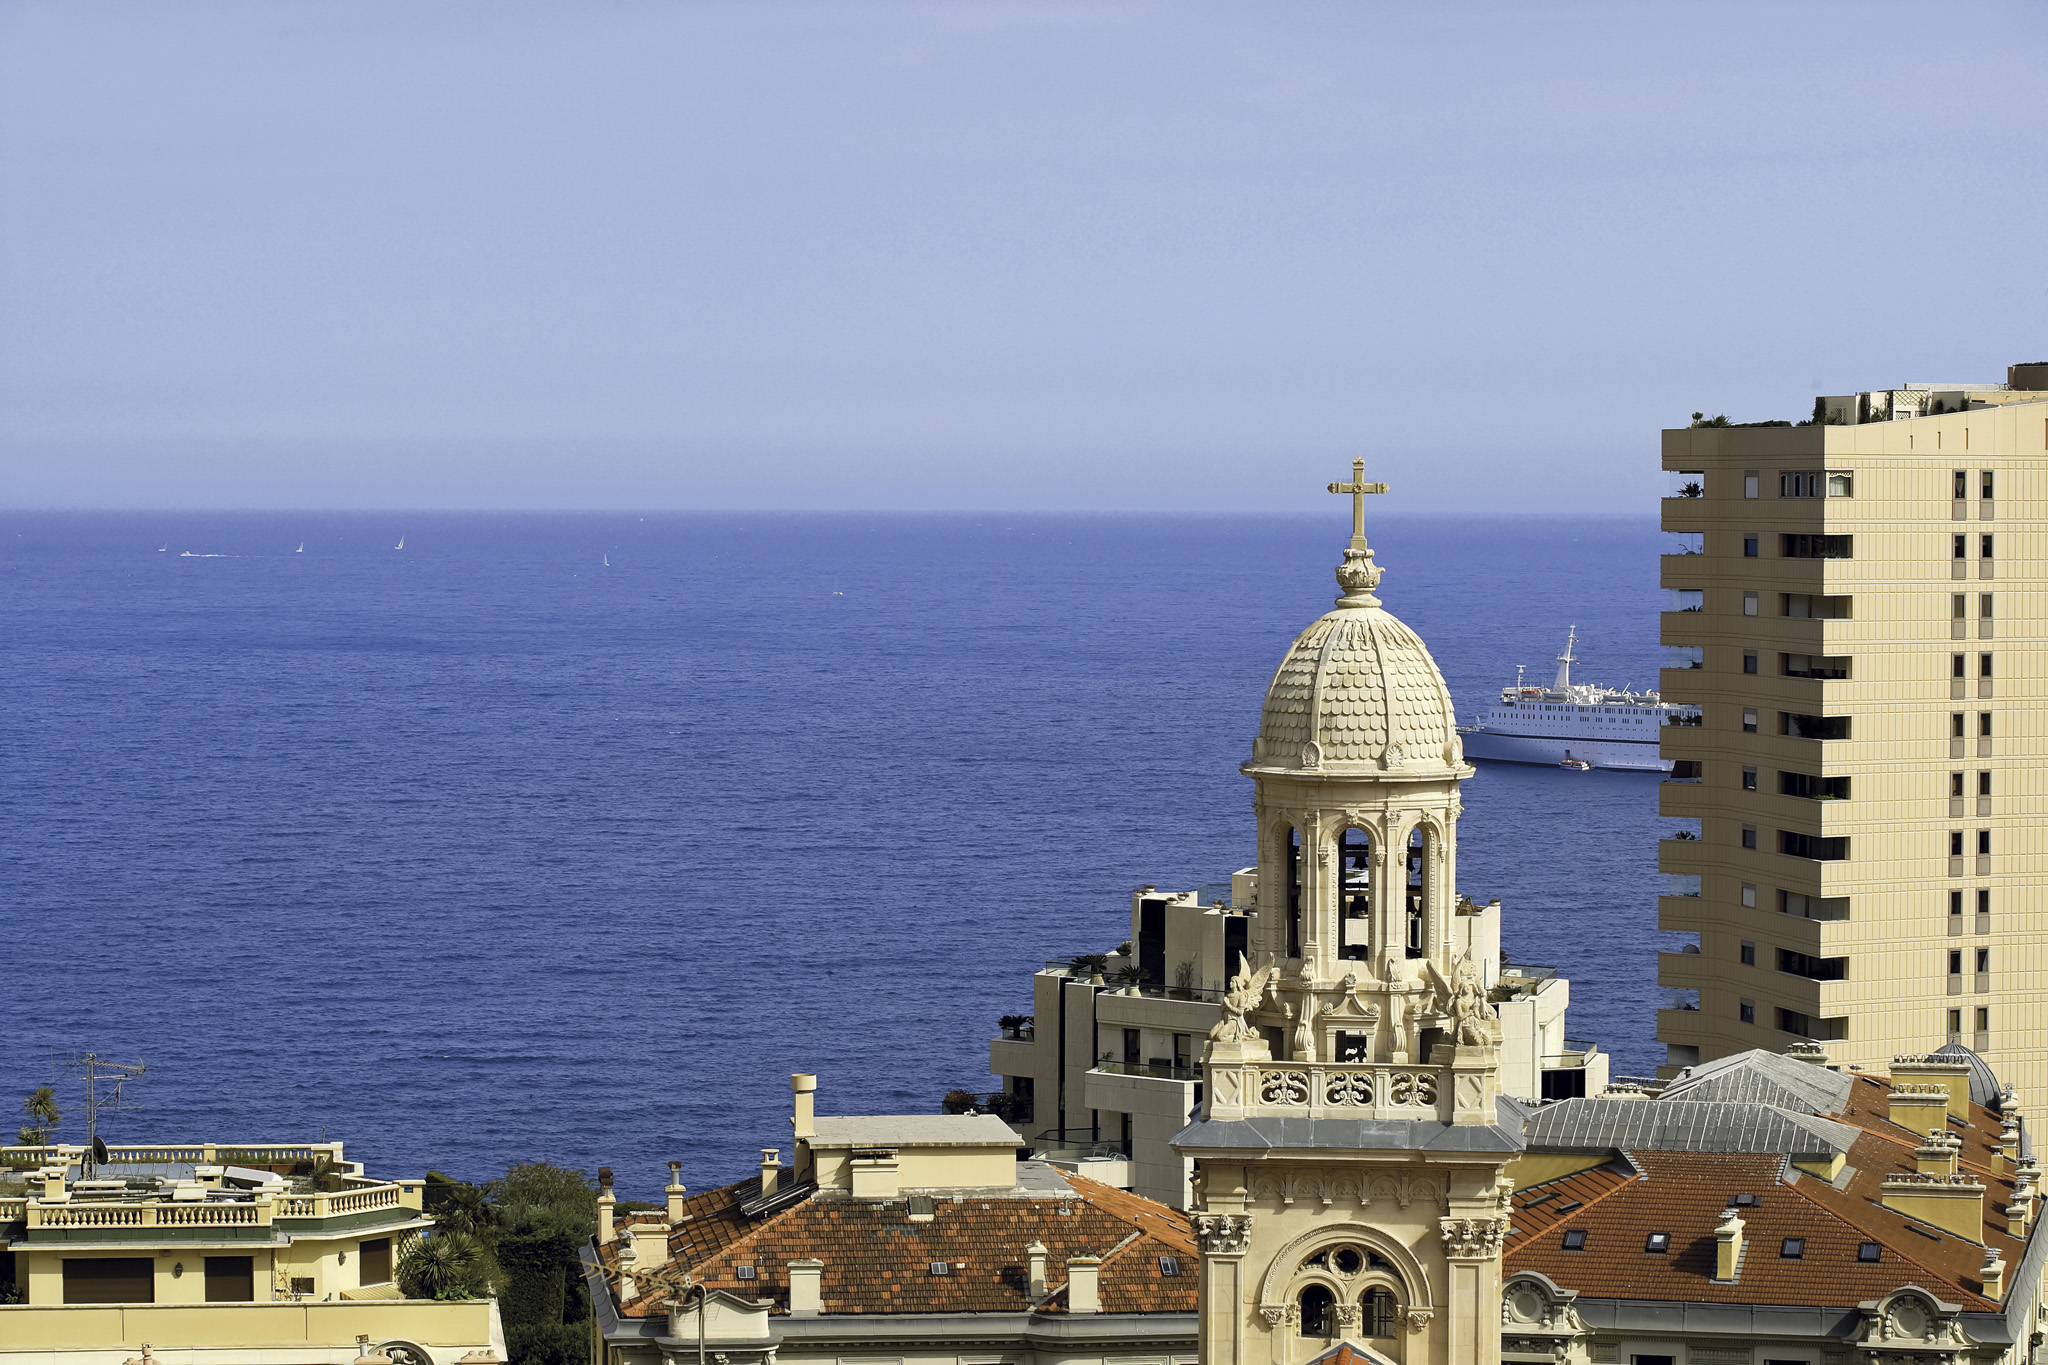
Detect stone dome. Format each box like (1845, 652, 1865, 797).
(1248, 543, 1464, 776)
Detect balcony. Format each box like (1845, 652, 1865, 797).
(1539, 1041, 1605, 1101)
(0, 1300, 499, 1359)
(1091, 1059, 1201, 1082)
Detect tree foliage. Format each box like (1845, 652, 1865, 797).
(16, 1086, 59, 1146)
(397, 1230, 488, 1301)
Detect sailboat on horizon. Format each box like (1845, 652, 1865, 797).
(395, 535, 405, 550)
(296, 542, 304, 553)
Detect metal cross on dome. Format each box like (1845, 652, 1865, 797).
(1326, 458, 1388, 547)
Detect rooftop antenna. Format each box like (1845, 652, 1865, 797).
(64, 1052, 146, 1174)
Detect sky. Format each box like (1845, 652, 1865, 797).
(2, 1, 2044, 512)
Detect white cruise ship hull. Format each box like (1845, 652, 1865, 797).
(1460, 728, 1671, 773)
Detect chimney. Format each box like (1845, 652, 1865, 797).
(40, 1166, 68, 1203)
(628, 1221, 671, 1281)
(597, 1184, 617, 1243)
(1785, 1039, 1830, 1067)
(1880, 1173, 1985, 1239)
(792, 1073, 818, 1141)
(1027, 1241, 1049, 1300)
(1982, 1251, 2005, 1302)
(2000, 1117, 2020, 1172)
(1888, 1083, 1951, 1138)
(2007, 1189, 2031, 1239)
(1066, 1255, 1101, 1314)
(1891, 1057, 1971, 1121)
(1714, 1209, 1745, 1282)
(760, 1149, 782, 1199)
(1915, 1132, 1961, 1176)
(666, 1162, 688, 1223)
(788, 1257, 824, 1315)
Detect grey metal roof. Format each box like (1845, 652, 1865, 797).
(1931, 1042, 2005, 1110)
(1170, 1115, 1526, 1156)
(1523, 1096, 1859, 1158)
(808, 1115, 1023, 1147)
(1658, 1048, 1854, 1115)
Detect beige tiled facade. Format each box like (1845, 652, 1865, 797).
(1656, 371, 2048, 1091)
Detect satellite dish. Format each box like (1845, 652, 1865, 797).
(93, 1136, 110, 1166)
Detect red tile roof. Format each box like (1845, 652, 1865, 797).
(603, 1173, 1197, 1319)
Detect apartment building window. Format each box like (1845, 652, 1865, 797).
(1976, 1007, 1990, 1046)
(1980, 535, 1994, 578)
(1783, 593, 1851, 619)
(1741, 882, 1757, 907)
(1740, 941, 1756, 966)
(1778, 1009, 1846, 1041)
(1742, 767, 1758, 791)
(1744, 534, 1759, 556)
(1780, 830, 1848, 861)
(1950, 771, 1966, 814)
(1743, 591, 1759, 616)
(1982, 471, 1994, 499)
(1780, 890, 1848, 920)
(1781, 471, 1822, 498)
(1978, 888, 1991, 918)
(1782, 534, 1853, 558)
(1976, 948, 1990, 975)
(1783, 653, 1848, 679)
(1949, 950, 1963, 978)
(1742, 709, 1758, 733)
(1980, 653, 1993, 698)
(1954, 470, 1968, 498)
(1744, 471, 1759, 499)
(1978, 711, 1993, 757)
(1743, 651, 1758, 675)
(1978, 771, 1992, 815)
(1740, 999, 1756, 1024)
(1952, 653, 1967, 697)
(1950, 890, 1963, 919)
(1951, 831, 1965, 858)
(1948, 1008, 1963, 1040)
(1951, 713, 1966, 758)
(1977, 829, 1991, 857)
(1952, 594, 1969, 639)
(1781, 771, 1848, 801)
(1830, 472, 1853, 497)
(1954, 533, 1968, 565)
(1779, 948, 1848, 982)
(1741, 825, 1757, 850)
(1979, 594, 1994, 639)
(1781, 712, 1849, 740)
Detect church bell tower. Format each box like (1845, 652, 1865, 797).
(1173, 465, 1521, 1365)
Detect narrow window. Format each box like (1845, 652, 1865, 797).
(1953, 593, 1968, 620)
(1951, 713, 1965, 739)
(1982, 534, 1994, 560)
(1299, 1285, 1335, 1337)
(1979, 712, 1992, 738)
(1979, 771, 1992, 797)
(1954, 533, 1968, 560)
(1951, 831, 1965, 857)
(1286, 827, 1302, 958)
(1981, 653, 1993, 678)
(1976, 948, 1989, 973)
(1955, 470, 1968, 498)
(1741, 825, 1757, 850)
(1740, 941, 1755, 966)
(1978, 888, 1991, 916)
(1739, 999, 1755, 1024)
(1339, 826, 1372, 962)
(1982, 471, 1994, 499)
(1977, 830, 1991, 856)
(1949, 1008, 1963, 1036)
(1953, 654, 1966, 679)
(1364, 1288, 1397, 1338)
(1742, 709, 1758, 733)
(1743, 650, 1758, 674)
(1741, 882, 1756, 907)
(1405, 827, 1428, 959)
(1949, 891, 1963, 917)
(1743, 471, 1759, 499)
(1742, 767, 1757, 791)
(1951, 772, 1965, 798)
(1743, 534, 1759, 556)
(1980, 593, 1993, 620)
(1744, 591, 1759, 616)
(1950, 950, 1963, 976)
(1976, 1006, 1990, 1032)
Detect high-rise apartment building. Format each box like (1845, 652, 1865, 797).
(1658, 363, 2048, 1090)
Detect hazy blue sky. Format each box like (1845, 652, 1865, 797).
(3, 2, 2044, 512)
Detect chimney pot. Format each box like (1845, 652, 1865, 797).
(666, 1162, 688, 1223)
(792, 1073, 818, 1141)
(761, 1149, 783, 1199)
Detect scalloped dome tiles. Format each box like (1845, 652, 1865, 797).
(1252, 601, 1462, 773)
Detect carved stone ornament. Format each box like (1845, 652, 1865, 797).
(1405, 1308, 1434, 1334)
(1379, 744, 1405, 771)
(1335, 545, 1383, 595)
(1300, 741, 1323, 769)
(1438, 1217, 1507, 1259)
(1210, 955, 1276, 1043)
(1195, 1213, 1255, 1255)
(1259, 1306, 1287, 1328)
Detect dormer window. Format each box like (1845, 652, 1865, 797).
(1158, 1256, 1181, 1276)
(1644, 1232, 1670, 1253)
(1781, 1238, 1805, 1259)
(928, 1261, 951, 1276)
(735, 1264, 757, 1280)
(1561, 1230, 1587, 1251)
(1858, 1242, 1882, 1263)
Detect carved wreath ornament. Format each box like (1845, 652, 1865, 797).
(1438, 1217, 1508, 1259)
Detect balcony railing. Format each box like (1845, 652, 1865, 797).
(2, 1142, 342, 1170)
(1113, 982, 1229, 1005)
(1091, 1059, 1201, 1081)
(15, 1182, 418, 1234)
(1031, 1128, 1129, 1160)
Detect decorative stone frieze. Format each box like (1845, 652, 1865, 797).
(1194, 1212, 1253, 1255)
(1438, 1216, 1508, 1259)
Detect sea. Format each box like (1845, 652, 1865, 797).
(0, 511, 1679, 1197)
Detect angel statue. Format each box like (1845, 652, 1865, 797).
(1423, 951, 1495, 1047)
(1210, 953, 1275, 1042)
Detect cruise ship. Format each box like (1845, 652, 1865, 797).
(1459, 627, 1696, 772)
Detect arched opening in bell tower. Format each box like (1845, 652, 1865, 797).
(1298, 1284, 1336, 1339)
(1286, 826, 1304, 959)
(1404, 827, 1430, 959)
(1339, 827, 1371, 962)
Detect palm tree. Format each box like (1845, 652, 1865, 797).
(300, 1153, 346, 1194)
(433, 1182, 496, 1239)
(396, 1231, 484, 1301)
(17, 1086, 59, 1146)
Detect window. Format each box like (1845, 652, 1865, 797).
(1949, 950, 1963, 976)
(1781, 1238, 1805, 1259)
(1981, 593, 1994, 620)
(1976, 1007, 1989, 1031)
(1561, 1230, 1587, 1251)
(1982, 471, 1994, 499)
(1978, 888, 1991, 916)
(1645, 1232, 1671, 1253)
(1951, 831, 1965, 857)
(1740, 882, 1756, 907)
(1829, 472, 1853, 497)
(1286, 827, 1303, 958)
(1741, 825, 1757, 850)
(1982, 534, 1994, 560)
(1780, 771, 1849, 801)
(1740, 941, 1756, 965)
(1739, 999, 1756, 1024)
(1779, 948, 1847, 980)
(1952, 713, 1965, 739)
(929, 1261, 951, 1276)
(290, 1277, 315, 1296)
(1299, 1285, 1335, 1336)
(736, 1263, 758, 1279)
(1954, 533, 1968, 560)
(1732, 1193, 1759, 1208)
(1780, 890, 1848, 920)
(1744, 591, 1759, 616)
(1364, 1287, 1397, 1338)
(358, 1238, 392, 1285)
(1781, 534, 1853, 558)
(1782, 653, 1849, 679)
(1951, 771, 1965, 798)
(1955, 470, 1969, 498)
(1950, 890, 1963, 917)
(1979, 712, 1992, 738)
(1742, 767, 1758, 791)
(63, 1259, 155, 1305)
(1777, 1008, 1847, 1040)
(1981, 653, 1993, 678)
(205, 1256, 254, 1303)
(1780, 471, 1823, 498)
(1743, 650, 1758, 674)
(1858, 1242, 1882, 1263)
(1744, 471, 1759, 499)
(1158, 1256, 1182, 1276)
(1977, 829, 1991, 856)
(1953, 653, 1966, 679)
(1742, 708, 1758, 733)
(1976, 948, 1989, 973)
(1781, 593, 1851, 618)
(1781, 713, 1849, 740)
(1744, 534, 1759, 556)
(1949, 1008, 1963, 1036)
(1339, 826, 1372, 962)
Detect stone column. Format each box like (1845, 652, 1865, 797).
(1438, 1217, 1507, 1365)
(1195, 1213, 1253, 1365)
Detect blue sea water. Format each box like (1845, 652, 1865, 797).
(0, 511, 1676, 1197)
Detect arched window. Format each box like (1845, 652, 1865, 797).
(1339, 828, 1371, 962)
(1405, 828, 1429, 958)
(1287, 827, 1304, 958)
(1299, 1284, 1336, 1337)
(1363, 1286, 1397, 1338)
